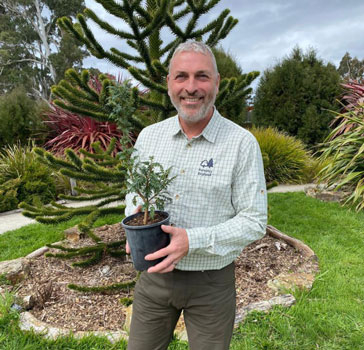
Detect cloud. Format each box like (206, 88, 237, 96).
(83, 0, 364, 89)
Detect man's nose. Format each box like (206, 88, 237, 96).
(185, 77, 198, 95)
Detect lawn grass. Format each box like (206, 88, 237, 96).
(1, 192, 364, 349)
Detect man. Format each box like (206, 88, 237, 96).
(125, 40, 267, 350)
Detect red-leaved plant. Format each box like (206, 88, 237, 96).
(44, 105, 123, 155)
(329, 80, 364, 139)
(44, 74, 124, 155)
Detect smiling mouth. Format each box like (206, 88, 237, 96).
(181, 97, 203, 104)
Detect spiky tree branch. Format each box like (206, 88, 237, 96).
(19, 141, 127, 272)
(55, 0, 241, 123)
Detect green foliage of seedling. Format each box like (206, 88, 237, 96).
(127, 156, 176, 225)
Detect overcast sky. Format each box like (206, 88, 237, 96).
(83, 0, 364, 90)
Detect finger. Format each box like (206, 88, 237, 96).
(126, 241, 130, 254)
(161, 224, 175, 234)
(144, 246, 170, 261)
(147, 258, 176, 274)
(133, 205, 142, 214)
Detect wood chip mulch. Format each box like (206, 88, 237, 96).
(14, 223, 307, 332)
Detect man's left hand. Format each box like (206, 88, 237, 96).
(144, 225, 189, 273)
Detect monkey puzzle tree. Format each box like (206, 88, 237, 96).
(52, 0, 258, 125)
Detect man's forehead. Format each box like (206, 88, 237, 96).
(170, 51, 215, 71)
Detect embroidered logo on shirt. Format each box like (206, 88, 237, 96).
(198, 158, 213, 176)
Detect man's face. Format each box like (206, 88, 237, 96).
(167, 51, 220, 123)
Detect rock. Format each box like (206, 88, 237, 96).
(235, 294, 295, 324)
(11, 303, 23, 312)
(19, 311, 128, 343)
(22, 295, 36, 310)
(267, 272, 315, 293)
(101, 265, 111, 275)
(63, 226, 82, 242)
(304, 185, 348, 203)
(26, 247, 49, 259)
(274, 241, 287, 251)
(315, 191, 347, 202)
(0, 258, 30, 285)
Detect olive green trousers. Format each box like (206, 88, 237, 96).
(127, 263, 236, 350)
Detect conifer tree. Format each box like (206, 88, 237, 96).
(52, 0, 258, 124)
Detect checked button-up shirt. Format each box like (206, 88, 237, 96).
(125, 109, 267, 271)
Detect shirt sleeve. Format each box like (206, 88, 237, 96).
(185, 138, 267, 257)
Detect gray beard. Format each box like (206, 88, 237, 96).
(172, 98, 215, 124)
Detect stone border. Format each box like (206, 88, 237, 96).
(19, 311, 128, 343)
(2, 225, 318, 343)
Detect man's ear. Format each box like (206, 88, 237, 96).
(216, 73, 220, 93)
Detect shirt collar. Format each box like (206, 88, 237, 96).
(171, 107, 222, 143)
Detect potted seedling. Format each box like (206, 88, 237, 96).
(121, 156, 176, 271)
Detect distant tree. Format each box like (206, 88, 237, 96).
(0, 86, 47, 148)
(0, 0, 88, 99)
(338, 52, 364, 82)
(212, 46, 259, 125)
(253, 47, 341, 147)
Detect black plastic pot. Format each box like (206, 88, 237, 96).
(121, 211, 170, 271)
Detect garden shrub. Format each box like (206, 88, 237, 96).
(253, 47, 341, 147)
(250, 126, 312, 184)
(319, 81, 364, 211)
(0, 179, 20, 212)
(0, 144, 58, 212)
(0, 86, 48, 148)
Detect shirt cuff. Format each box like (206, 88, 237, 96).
(186, 227, 214, 255)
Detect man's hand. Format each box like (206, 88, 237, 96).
(145, 225, 189, 274)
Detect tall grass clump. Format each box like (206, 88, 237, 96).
(319, 106, 364, 210)
(0, 143, 60, 212)
(319, 80, 364, 211)
(251, 126, 313, 184)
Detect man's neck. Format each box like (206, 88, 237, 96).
(178, 109, 214, 140)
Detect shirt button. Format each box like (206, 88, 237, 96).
(175, 194, 180, 200)
(187, 143, 192, 148)
(180, 169, 185, 174)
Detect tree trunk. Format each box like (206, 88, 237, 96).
(33, 0, 57, 84)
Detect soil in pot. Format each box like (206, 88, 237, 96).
(125, 211, 167, 226)
(121, 211, 170, 271)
